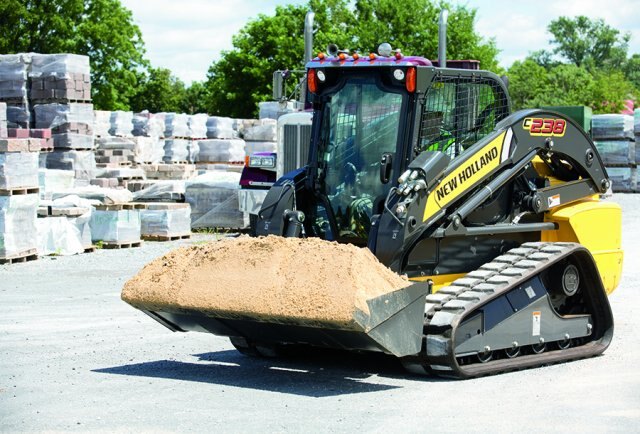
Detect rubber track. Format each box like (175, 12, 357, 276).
(403, 241, 613, 379)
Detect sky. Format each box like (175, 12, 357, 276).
(120, 0, 640, 84)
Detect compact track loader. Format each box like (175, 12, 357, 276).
(124, 41, 622, 378)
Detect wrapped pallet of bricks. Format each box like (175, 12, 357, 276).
(133, 111, 165, 138)
(163, 113, 189, 138)
(132, 111, 165, 164)
(163, 138, 190, 163)
(94, 136, 135, 169)
(36, 196, 92, 255)
(206, 116, 236, 139)
(29, 54, 91, 103)
(90, 203, 143, 248)
(94, 110, 111, 137)
(593, 113, 636, 192)
(141, 203, 191, 240)
(258, 101, 295, 120)
(0, 53, 31, 128)
(109, 111, 133, 137)
(196, 138, 245, 165)
(0, 102, 7, 137)
(242, 118, 277, 156)
(185, 171, 248, 229)
(635, 109, 640, 165)
(34, 103, 94, 150)
(131, 180, 185, 202)
(188, 114, 207, 139)
(42, 150, 96, 185)
(140, 163, 196, 181)
(0, 194, 39, 263)
(38, 169, 75, 199)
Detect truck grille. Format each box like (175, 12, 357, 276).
(283, 124, 312, 174)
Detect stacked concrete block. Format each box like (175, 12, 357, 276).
(196, 139, 245, 164)
(36, 197, 92, 255)
(41, 150, 96, 185)
(163, 138, 190, 163)
(593, 114, 637, 192)
(139, 163, 196, 181)
(133, 111, 165, 138)
(185, 171, 248, 229)
(130, 180, 185, 202)
(95, 136, 135, 168)
(90, 204, 143, 247)
(140, 203, 191, 240)
(0, 102, 7, 137)
(109, 111, 133, 137)
(29, 54, 91, 103)
(242, 118, 277, 156)
(94, 110, 111, 137)
(131, 112, 165, 164)
(0, 54, 31, 128)
(34, 103, 94, 150)
(187, 114, 207, 139)
(0, 194, 39, 262)
(206, 116, 236, 139)
(163, 113, 189, 138)
(38, 169, 75, 199)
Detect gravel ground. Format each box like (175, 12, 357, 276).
(1, 195, 639, 433)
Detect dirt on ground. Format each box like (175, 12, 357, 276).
(121, 235, 410, 327)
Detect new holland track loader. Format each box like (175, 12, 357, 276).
(125, 15, 623, 379)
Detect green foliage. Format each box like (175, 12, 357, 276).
(205, 0, 500, 118)
(0, 0, 147, 110)
(547, 16, 630, 69)
(181, 81, 211, 114)
(130, 67, 186, 113)
(508, 16, 637, 113)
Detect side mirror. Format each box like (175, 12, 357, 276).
(380, 152, 393, 184)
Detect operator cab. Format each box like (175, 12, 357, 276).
(304, 44, 510, 246)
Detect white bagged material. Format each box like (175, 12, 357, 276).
(132, 180, 185, 202)
(109, 111, 133, 136)
(94, 110, 111, 137)
(30, 54, 90, 78)
(185, 171, 248, 229)
(163, 113, 189, 138)
(90, 209, 141, 243)
(164, 138, 189, 162)
(141, 204, 191, 237)
(38, 169, 75, 199)
(0, 152, 39, 189)
(243, 119, 277, 141)
(52, 186, 133, 205)
(44, 150, 96, 181)
(206, 116, 236, 139)
(594, 140, 635, 166)
(592, 114, 634, 140)
(0, 194, 38, 257)
(36, 216, 85, 255)
(197, 139, 246, 163)
(244, 141, 277, 155)
(188, 114, 207, 139)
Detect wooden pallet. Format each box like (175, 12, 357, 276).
(83, 246, 96, 253)
(101, 240, 143, 249)
(94, 203, 148, 211)
(0, 187, 39, 196)
(142, 234, 191, 242)
(0, 249, 38, 265)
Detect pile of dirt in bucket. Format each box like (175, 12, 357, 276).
(121, 235, 410, 327)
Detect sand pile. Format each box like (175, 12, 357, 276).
(122, 235, 410, 327)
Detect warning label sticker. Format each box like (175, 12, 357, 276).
(532, 311, 541, 336)
(548, 194, 561, 208)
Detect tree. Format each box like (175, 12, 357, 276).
(543, 16, 630, 69)
(130, 67, 186, 113)
(181, 82, 211, 114)
(204, 0, 500, 118)
(0, 0, 147, 110)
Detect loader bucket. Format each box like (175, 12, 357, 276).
(130, 282, 429, 357)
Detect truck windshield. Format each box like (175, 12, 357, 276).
(316, 77, 404, 241)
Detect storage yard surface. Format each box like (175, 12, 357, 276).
(1, 195, 639, 434)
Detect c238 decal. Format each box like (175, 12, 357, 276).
(522, 117, 566, 137)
